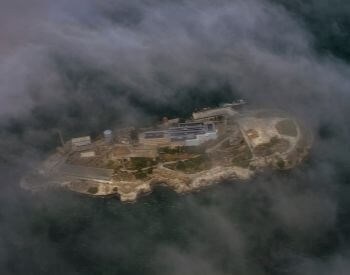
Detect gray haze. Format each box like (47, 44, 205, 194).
(0, 0, 350, 274)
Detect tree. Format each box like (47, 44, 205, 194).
(176, 160, 186, 171)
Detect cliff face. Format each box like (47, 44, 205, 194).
(114, 165, 253, 202)
(58, 165, 253, 203)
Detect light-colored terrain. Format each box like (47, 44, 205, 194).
(21, 109, 312, 202)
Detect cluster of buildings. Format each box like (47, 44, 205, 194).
(139, 122, 217, 147)
(108, 145, 158, 165)
(65, 101, 245, 159)
(71, 136, 92, 151)
(137, 101, 246, 148)
(47, 101, 246, 183)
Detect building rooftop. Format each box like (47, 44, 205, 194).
(140, 122, 216, 143)
(192, 107, 238, 120)
(72, 136, 91, 144)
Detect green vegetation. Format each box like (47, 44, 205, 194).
(87, 186, 98, 194)
(106, 160, 121, 171)
(113, 171, 134, 181)
(165, 155, 211, 173)
(134, 170, 148, 179)
(176, 161, 186, 170)
(106, 160, 114, 168)
(159, 146, 185, 154)
(130, 157, 156, 170)
(276, 158, 286, 169)
(146, 167, 153, 174)
(159, 145, 206, 156)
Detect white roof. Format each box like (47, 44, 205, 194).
(80, 151, 96, 158)
(72, 136, 91, 143)
(193, 107, 237, 120)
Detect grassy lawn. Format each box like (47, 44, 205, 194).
(129, 157, 156, 170)
(165, 155, 211, 174)
(87, 186, 98, 194)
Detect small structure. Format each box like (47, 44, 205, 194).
(114, 127, 134, 144)
(192, 107, 237, 121)
(139, 122, 217, 147)
(221, 99, 247, 108)
(232, 99, 247, 107)
(71, 136, 92, 151)
(80, 151, 96, 158)
(184, 131, 217, 146)
(168, 118, 180, 126)
(139, 131, 171, 147)
(159, 117, 180, 129)
(104, 129, 113, 144)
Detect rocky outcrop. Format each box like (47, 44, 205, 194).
(65, 165, 253, 203)
(189, 166, 252, 190)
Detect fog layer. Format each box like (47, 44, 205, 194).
(0, 1, 350, 274)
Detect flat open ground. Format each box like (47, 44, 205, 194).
(58, 164, 114, 182)
(237, 111, 301, 159)
(276, 119, 298, 137)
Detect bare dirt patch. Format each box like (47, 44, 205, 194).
(276, 119, 297, 137)
(254, 137, 290, 156)
(246, 129, 259, 139)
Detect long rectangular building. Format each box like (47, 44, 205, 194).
(139, 122, 217, 147)
(192, 107, 238, 121)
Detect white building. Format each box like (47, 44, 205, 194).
(80, 151, 96, 158)
(192, 107, 238, 121)
(184, 131, 217, 146)
(140, 122, 218, 147)
(103, 130, 113, 144)
(71, 136, 92, 151)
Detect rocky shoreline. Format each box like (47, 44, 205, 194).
(64, 165, 253, 202)
(21, 109, 313, 203)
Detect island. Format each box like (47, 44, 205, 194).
(21, 101, 313, 203)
